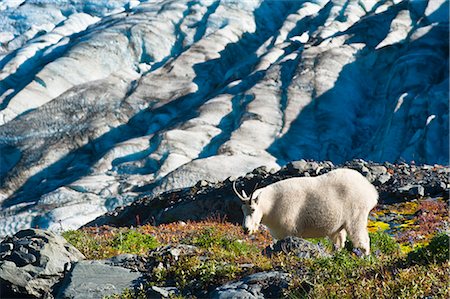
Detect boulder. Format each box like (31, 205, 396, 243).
(398, 185, 425, 197)
(263, 237, 330, 259)
(146, 286, 180, 298)
(0, 229, 84, 298)
(105, 254, 148, 272)
(211, 271, 292, 299)
(56, 260, 142, 299)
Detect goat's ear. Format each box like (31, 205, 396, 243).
(251, 195, 259, 205)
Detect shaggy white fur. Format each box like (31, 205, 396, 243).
(235, 168, 378, 255)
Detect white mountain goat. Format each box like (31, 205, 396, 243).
(233, 168, 378, 255)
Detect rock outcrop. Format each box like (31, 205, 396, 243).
(56, 260, 142, 299)
(0, 229, 84, 298)
(0, 0, 448, 236)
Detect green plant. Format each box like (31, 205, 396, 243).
(408, 233, 450, 265)
(152, 256, 240, 291)
(62, 230, 104, 259)
(369, 231, 401, 255)
(189, 227, 258, 257)
(307, 237, 333, 251)
(62, 228, 160, 259)
(111, 230, 160, 254)
(104, 286, 147, 299)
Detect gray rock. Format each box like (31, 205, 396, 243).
(375, 173, 392, 185)
(105, 254, 148, 272)
(56, 260, 142, 299)
(146, 286, 180, 298)
(409, 185, 425, 197)
(211, 271, 292, 299)
(369, 165, 388, 176)
(10, 250, 37, 267)
(398, 185, 425, 197)
(149, 244, 198, 261)
(288, 160, 308, 172)
(0, 229, 84, 298)
(0, 242, 13, 258)
(263, 237, 330, 259)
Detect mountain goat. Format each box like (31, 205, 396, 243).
(233, 168, 378, 255)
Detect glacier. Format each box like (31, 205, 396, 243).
(0, 0, 448, 236)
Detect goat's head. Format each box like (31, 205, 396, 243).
(232, 181, 261, 235)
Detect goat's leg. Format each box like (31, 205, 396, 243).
(331, 228, 347, 251)
(346, 218, 371, 255)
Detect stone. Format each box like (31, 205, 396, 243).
(0, 242, 13, 253)
(0, 229, 84, 298)
(398, 185, 425, 197)
(56, 260, 142, 299)
(149, 244, 198, 260)
(10, 250, 37, 267)
(375, 173, 392, 185)
(263, 237, 330, 259)
(288, 160, 308, 172)
(211, 271, 292, 299)
(369, 165, 388, 176)
(105, 254, 148, 272)
(146, 286, 180, 298)
(409, 185, 425, 197)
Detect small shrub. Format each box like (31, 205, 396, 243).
(62, 230, 108, 259)
(105, 287, 146, 299)
(408, 233, 450, 264)
(189, 227, 258, 257)
(111, 230, 160, 254)
(369, 231, 401, 255)
(152, 255, 240, 291)
(62, 228, 160, 259)
(307, 237, 333, 251)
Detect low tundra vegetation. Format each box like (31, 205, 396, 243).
(64, 198, 449, 298)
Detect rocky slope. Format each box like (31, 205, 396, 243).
(0, 0, 448, 236)
(85, 159, 449, 228)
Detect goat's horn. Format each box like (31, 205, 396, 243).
(232, 181, 249, 202)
